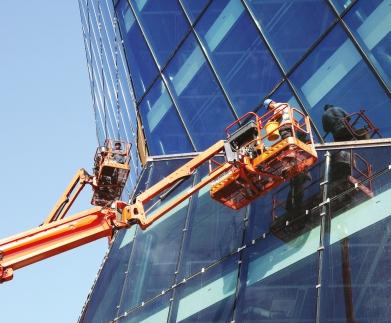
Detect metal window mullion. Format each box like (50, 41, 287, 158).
(178, 0, 240, 121)
(112, 5, 142, 134)
(131, 1, 215, 107)
(286, 78, 325, 143)
(241, 0, 324, 142)
(113, 2, 152, 157)
(113, 163, 153, 318)
(325, 0, 391, 96)
(133, 28, 192, 106)
(84, 0, 102, 144)
(97, 0, 109, 138)
(315, 151, 331, 323)
(166, 173, 198, 323)
(231, 206, 250, 323)
(126, 0, 197, 151)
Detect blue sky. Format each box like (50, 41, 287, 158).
(0, 1, 108, 322)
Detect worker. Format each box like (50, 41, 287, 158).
(322, 105, 355, 204)
(112, 142, 125, 164)
(322, 104, 353, 141)
(263, 99, 293, 140)
(264, 99, 300, 178)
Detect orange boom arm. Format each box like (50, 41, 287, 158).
(0, 205, 127, 283)
(0, 107, 319, 283)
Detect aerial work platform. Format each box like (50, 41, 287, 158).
(91, 139, 131, 206)
(210, 108, 317, 209)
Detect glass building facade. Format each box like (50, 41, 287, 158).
(77, 0, 391, 322)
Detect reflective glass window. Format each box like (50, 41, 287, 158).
(81, 228, 137, 323)
(196, 0, 282, 116)
(247, 0, 335, 70)
(118, 161, 194, 312)
(264, 82, 300, 111)
(321, 146, 391, 321)
(177, 165, 246, 280)
(130, 0, 189, 66)
(328, 146, 391, 217)
(116, 0, 159, 99)
(170, 256, 239, 323)
(139, 79, 194, 155)
(165, 33, 235, 150)
(331, 0, 354, 13)
(290, 24, 391, 140)
(345, 0, 391, 87)
(181, 0, 210, 23)
(236, 238, 318, 322)
(118, 293, 172, 323)
(246, 152, 325, 242)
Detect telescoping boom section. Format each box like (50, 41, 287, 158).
(0, 106, 318, 283)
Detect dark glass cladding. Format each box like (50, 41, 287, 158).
(81, 0, 391, 321)
(181, 0, 210, 23)
(236, 245, 318, 322)
(170, 256, 239, 323)
(115, 0, 159, 99)
(80, 228, 137, 322)
(177, 164, 246, 280)
(118, 159, 194, 313)
(138, 78, 194, 155)
(321, 216, 391, 322)
(319, 146, 391, 322)
(80, 144, 391, 322)
(290, 23, 391, 140)
(246, 0, 335, 70)
(344, 0, 391, 88)
(196, 0, 282, 116)
(130, 0, 189, 66)
(118, 293, 172, 322)
(164, 32, 236, 150)
(331, 0, 353, 13)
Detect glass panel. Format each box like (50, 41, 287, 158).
(246, 0, 335, 70)
(143, 159, 193, 214)
(236, 239, 318, 322)
(139, 79, 194, 155)
(130, 0, 189, 66)
(321, 146, 391, 321)
(181, 0, 210, 23)
(265, 82, 300, 111)
(118, 293, 172, 323)
(246, 152, 325, 242)
(116, 0, 159, 99)
(118, 160, 193, 313)
(290, 24, 391, 140)
(80, 228, 137, 323)
(177, 164, 246, 280)
(101, 0, 116, 67)
(170, 256, 239, 323)
(196, 0, 282, 115)
(328, 146, 391, 217)
(165, 33, 235, 150)
(345, 0, 391, 87)
(331, 0, 354, 13)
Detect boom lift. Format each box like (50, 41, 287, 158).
(0, 106, 318, 283)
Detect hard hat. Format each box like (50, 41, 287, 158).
(263, 99, 273, 110)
